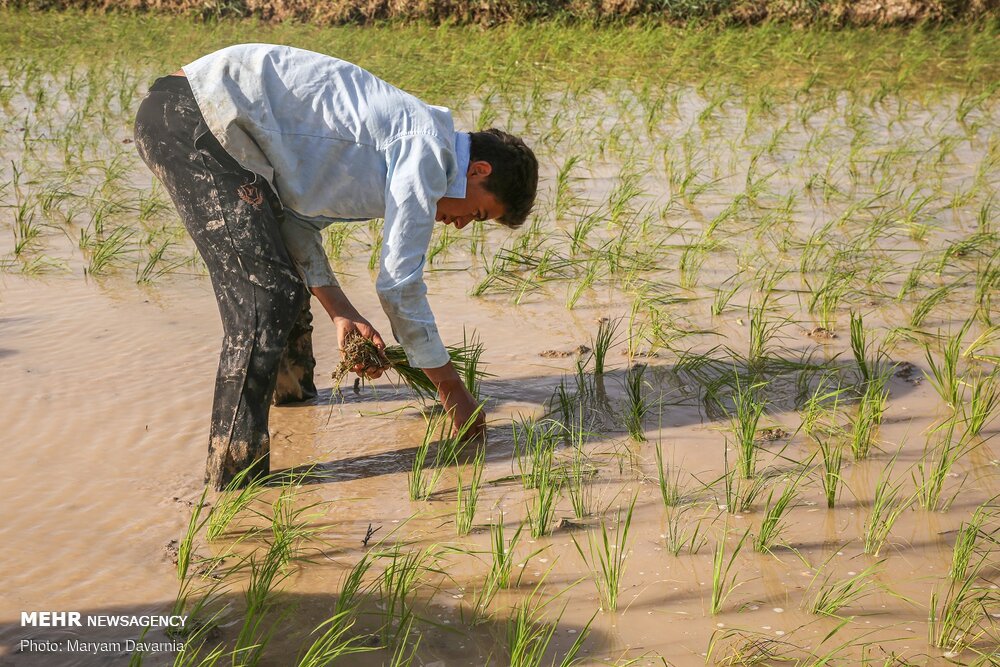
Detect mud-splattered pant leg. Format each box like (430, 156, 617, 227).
(273, 299, 318, 405)
(133, 78, 308, 490)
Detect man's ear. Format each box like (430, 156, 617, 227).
(468, 160, 493, 178)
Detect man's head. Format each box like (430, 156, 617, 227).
(435, 129, 538, 230)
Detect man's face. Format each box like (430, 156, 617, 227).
(435, 160, 505, 230)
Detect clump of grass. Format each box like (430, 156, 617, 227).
(807, 560, 883, 617)
(863, 455, 913, 556)
(455, 445, 485, 535)
(913, 419, 978, 512)
(505, 581, 592, 667)
(962, 370, 1000, 439)
(409, 407, 482, 501)
(623, 362, 648, 440)
(710, 524, 751, 614)
(523, 426, 561, 537)
(654, 441, 684, 508)
(930, 552, 999, 654)
(664, 506, 709, 556)
(333, 332, 491, 399)
(730, 377, 766, 479)
(948, 502, 994, 581)
(753, 474, 801, 553)
(849, 367, 890, 461)
(565, 430, 595, 519)
(573, 494, 636, 612)
(475, 514, 528, 620)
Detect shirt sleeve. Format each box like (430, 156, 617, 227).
(279, 213, 340, 288)
(376, 134, 453, 369)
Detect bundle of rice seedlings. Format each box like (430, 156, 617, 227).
(332, 332, 489, 399)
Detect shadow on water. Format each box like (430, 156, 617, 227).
(273, 352, 922, 486)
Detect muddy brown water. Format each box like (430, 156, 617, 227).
(2, 258, 997, 665)
(2, 76, 999, 665)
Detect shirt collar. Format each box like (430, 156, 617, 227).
(445, 131, 470, 198)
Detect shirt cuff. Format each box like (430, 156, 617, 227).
(377, 293, 450, 368)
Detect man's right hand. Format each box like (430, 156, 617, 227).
(424, 362, 486, 438)
(312, 285, 388, 379)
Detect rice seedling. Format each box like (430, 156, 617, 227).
(513, 417, 561, 490)
(565, 431, 595, 519)
(663, 506, 709, 556)
(752, 473, 801, 553)
(911, 279, 965, 328)
(409, 408, 481, 501)
(474, 514, 527, 619)
(863, 455, 913, 557)
(849, 367, 890, 461)
(623, 362, 648, 440)
(929, 552, 1000, 654)
(232, 540, 294, 666)
(85, 224, 134, 275)
(455, 444, 485, 536)
(962, 370, 1000, 439)
(913, 419, 977, 512)
(710, 523, 751, 615)
(527, 446, 561, 538)
(817, 434, 845, 510)
(505, 581, 592, 667)
(923, 320, 973, 411)
(384, 618, 421, 667)
(720, 446, 769, 514)
(807, 560, 883, 617)
(654, 440, 684, 509)
(205, 466, 271, 542)
(335, 551, 375, 617)
(573, 494, 636, 612)
(849, 311, 879, 385)
(295, 610, 372, 666)
(591, 316, 622, 378)
(948, 502, 994, 581)
(567, 208, 602, 256)
(729, 376, 766, 479)
(555, 154, 581, 220)
(712, 274, 743, 317)
(377, 544, 437, 646)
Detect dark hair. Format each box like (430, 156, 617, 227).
(469, 129, 538, 229)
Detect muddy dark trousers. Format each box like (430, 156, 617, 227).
(134, 75, 317, 490)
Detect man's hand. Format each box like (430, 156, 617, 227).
(424, 362, 486, 438)
(312, 285, 388, 379)
(334, 316, 388, 379)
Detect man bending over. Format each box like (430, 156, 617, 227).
(134, 44, 538, 489)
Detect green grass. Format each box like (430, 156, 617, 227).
(807, 560, 883, 618)
(573, 494, 636, 612)
(864, 455, 913, 556)
(710, 524, 751, 615)
(455, 444, 485, 536)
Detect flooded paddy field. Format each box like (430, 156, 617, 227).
(1, 13, 999, 667)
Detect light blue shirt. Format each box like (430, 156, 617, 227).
(184, 43, 469, 368)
